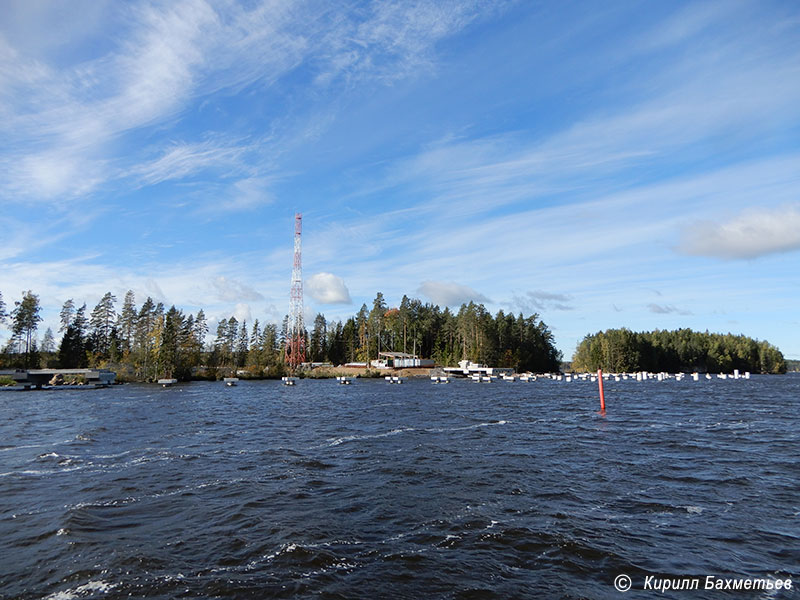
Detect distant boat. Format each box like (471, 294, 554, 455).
(158, 378, 178, 388)
(223, 377, 239, 387)
(282, 376, 297, 386)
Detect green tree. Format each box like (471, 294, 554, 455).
(59, 299, 76, 332)
(158, 306, 188, 379)
(572, 328, 785, 374)
(235, 320, 249, 368)
(310, 313, 327, 362)
(117, 290, 138, 353)
(355, 304, 369, 362)
(11, 291, 43, 368)
(327, 320, 346, 366)
(368, 292, 387, 361)
(89, 292, 117, 359)
(213, 318, 229, 368)
(58, 324, 87, 368)
(341, 317, 357, 364)
(261, 323, 279, 368)
(133, 297, 158, 380)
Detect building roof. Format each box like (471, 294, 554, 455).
(378, 352, 419, 359)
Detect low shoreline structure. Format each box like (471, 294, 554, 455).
(0, 369, 116, 390)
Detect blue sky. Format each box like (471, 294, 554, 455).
(1, 0, 799, 359)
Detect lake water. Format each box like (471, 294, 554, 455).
(1, 375, 798, 599)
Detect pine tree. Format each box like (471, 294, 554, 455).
(59, 299, 75, 333)
(261, 323, 278, 367)
(74, 304, 88, 339)
(134, 297, 158, 380)
(58, 324, 86, 368)
(310, 314, 327, 362)
(89, 292, 117, 358)
(236, 320, 249, 367)
(158, 306, 184, 379)
(226, 317, 238, 363)
(192, 310, 208, 364)
(11, 291, 43, 368)
(194, 310, 208, 344)
(247, 320, 262, 368)
(118, 290, 137, 352)
(41, 328, 56, 353)
(214, 318, 229, 368)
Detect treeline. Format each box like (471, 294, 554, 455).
(1, 290, 211, 381)
(0, 289, 562, 380)
(303, 293, 562, 373)
(572, 328, 786, 374)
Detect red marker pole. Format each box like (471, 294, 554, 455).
(598, 368, 606, 412)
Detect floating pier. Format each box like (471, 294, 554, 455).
(0, 369, 116, 389)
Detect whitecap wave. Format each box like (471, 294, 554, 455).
(43, 580, 116, 600)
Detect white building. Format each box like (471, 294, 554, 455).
(370, 352, 435, 369)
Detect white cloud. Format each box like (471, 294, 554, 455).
(417, 280, 489, 306)
(210, 276, 264, 303)
(307, 273, 352, 304)
(232, 303, 253, 324)
(679, 205, 800, 259)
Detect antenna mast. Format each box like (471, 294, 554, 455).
(286, 213, 306, 369)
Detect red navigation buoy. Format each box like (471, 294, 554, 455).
(598, 368, 606, 413)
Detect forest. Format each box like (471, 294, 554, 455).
(571, 328, 786, 374)
(0, 289, 562, 381)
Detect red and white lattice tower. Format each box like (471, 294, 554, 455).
(285, 213, 306, 368)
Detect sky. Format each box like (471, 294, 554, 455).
(1, 0, 799, 360)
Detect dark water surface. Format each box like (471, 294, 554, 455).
(1, 376, 798, 599)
